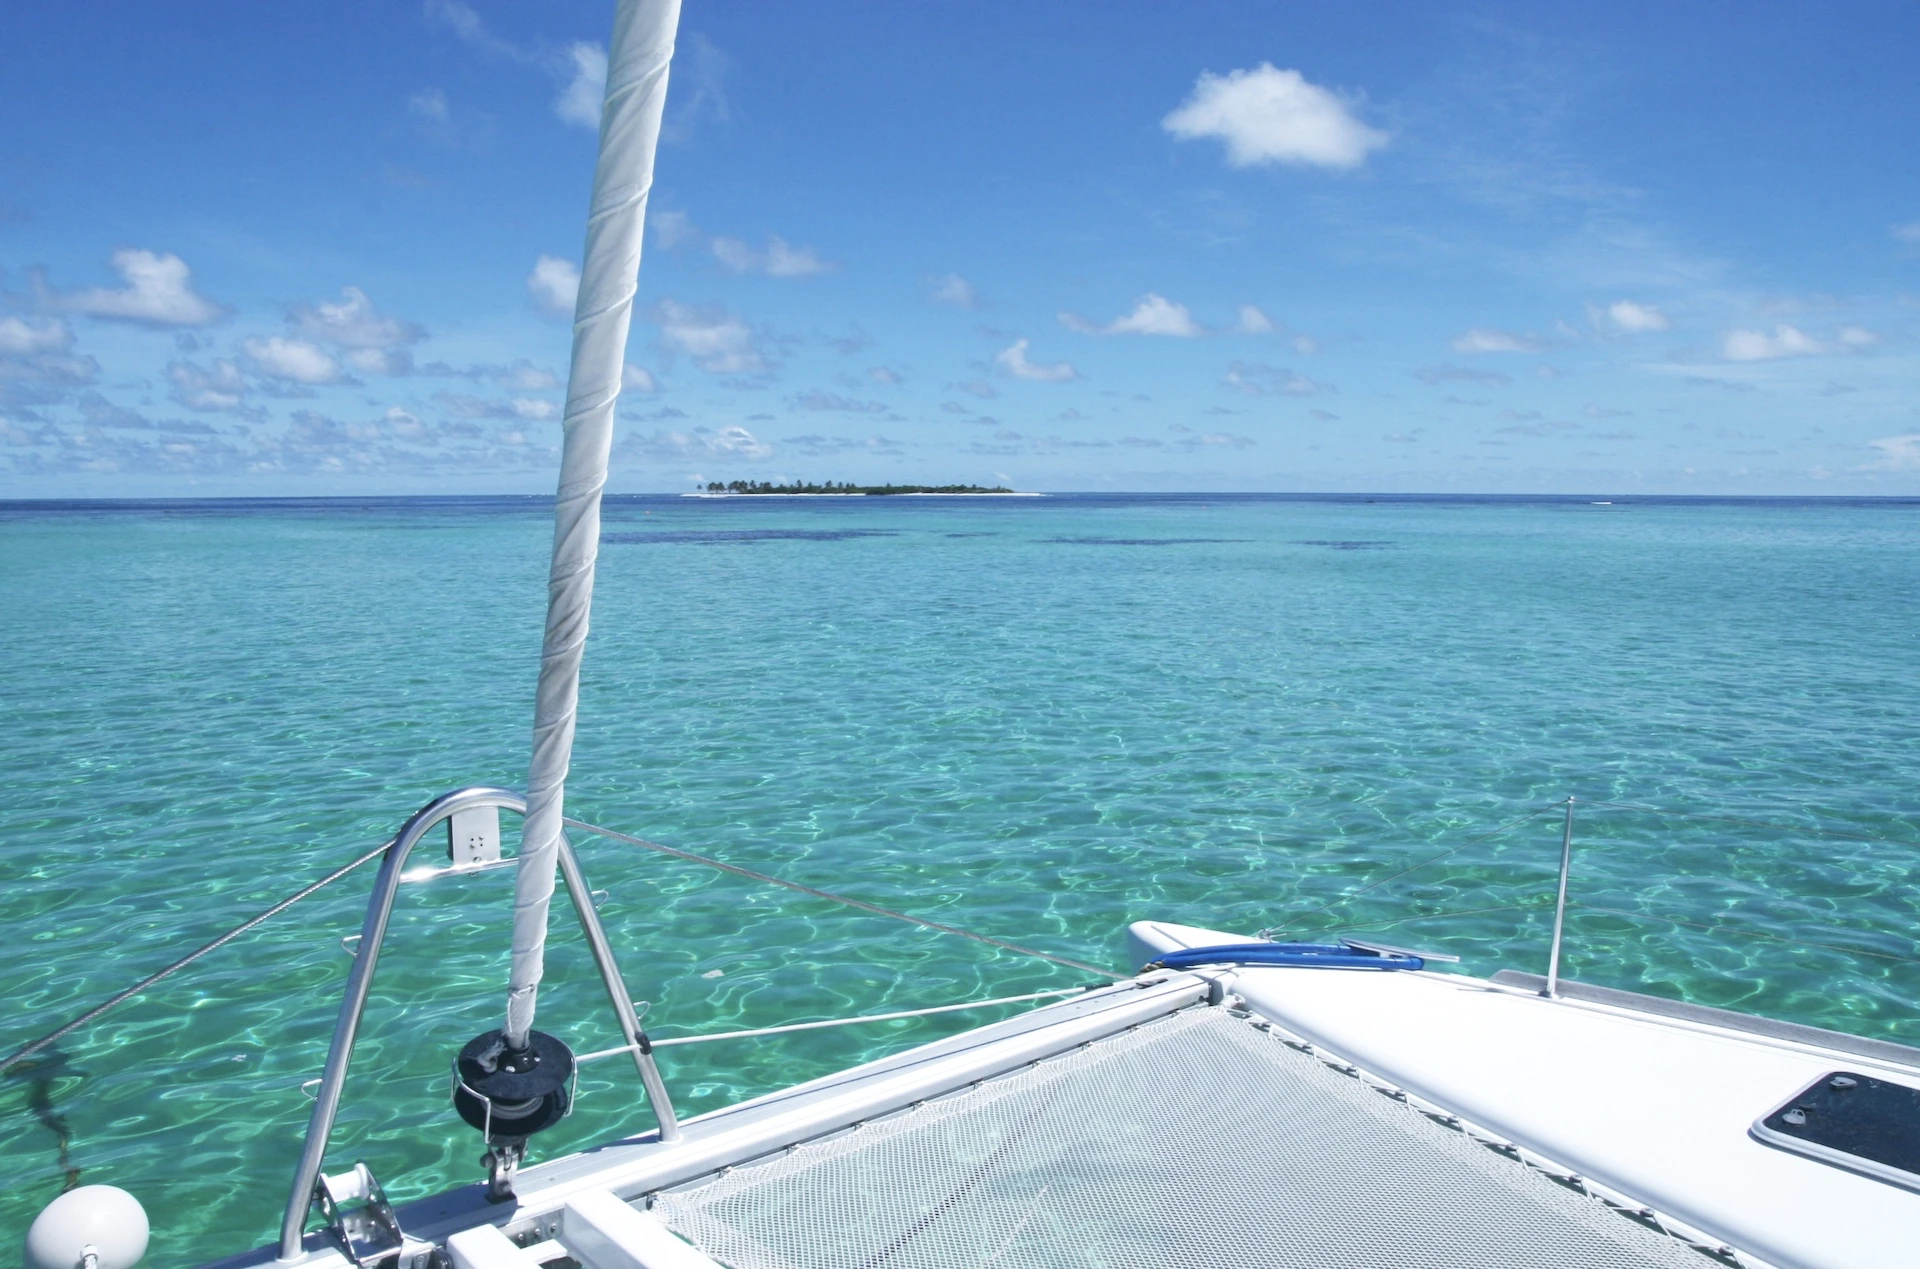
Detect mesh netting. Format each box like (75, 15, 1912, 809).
(654, 1005, 1708, 1269)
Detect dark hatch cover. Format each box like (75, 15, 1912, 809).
(1752, 1070, 1920, 1192)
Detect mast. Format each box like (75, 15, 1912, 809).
(507, 0, 681, 1052)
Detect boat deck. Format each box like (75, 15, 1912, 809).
(1131, 920, 1920, 1269)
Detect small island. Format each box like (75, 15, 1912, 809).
(693, 480, 1023, 496)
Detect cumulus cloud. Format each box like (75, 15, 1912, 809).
(1452, 328, 1541, 354)
(622, 363, 658, 392)
(792, 390, 886, 414)
(930, 273, 977, 308)
(1868, 433, 1920, 469)
(867, 366, 901, 385)
(655, 299, 766, 375)
(1722, 324, 1824, 361)
(168, 359, 251, 413)
(285, 287, 422, 375)
(528, 255, 581, 317)
(622, 423, 771, 462)
(0, 316, 73, 356)
(1892, 221, 1920, 244)
(711, 236, 834, 278)
(289, 287, 423, 351)
(1600, 300, 1669, 333)
(1837, 325, 1880, 348)
(498, 360, 561, 391)
(1163, 63, 1387, 169)
(650, 210, 700, 248)
(50, 249, 228, 326)
(995, 339, 1078, 382)
(243, 336, 344, 384)
(1223, 361, 1326, 396)
(1061, 293, 1205, 337)
(1234, 305, 1274, 334)
(555, 42, 607, 128)
(1415, 364, 1511, 387)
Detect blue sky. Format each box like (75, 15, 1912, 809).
(3, 1, 1918, 495)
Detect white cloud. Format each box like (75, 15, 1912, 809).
(1868, 433, 1920, 469)
(1163, 63, 1387, 169)
(867, 366, 901, 385)
(289, 287, 423, 351)
(498, 360, 561, 391)
(346, 348, 410, 375)
(711, 236, 834, 278)
(622, 363, 658, 392)
(931, 274, 977, 308)
(1234, 304, 1274, 334)
(409, 89, 450, 122)
(1892, 221, 1920, 244)
(168, 359, 250, 412)
(1452, 328, 1540, 354)
(1837, 325, 1880, 348)
(243, 336, 343, 384)
(1224, 360, 1326, 396)
(54, 249, 227, 326)
(995, 339, 1078, 382)
(710, 237, 757, 273)
(0, 316, 72, 356)
(627, 424, 771, 461)
(1722, 324, 1823, 361)
(509, 397, 557, 421)
(656, 299, 765, 375)
(1293, 334, 1321, 355)
(528, 255, 581, 317)
(1062, 293, 1205, 337)
(650, 210, 699, 248)
(793, 390, 885, 413)
(1602, 300, 1669, 333)
(765, 237, 832, 278)
(555, 42, 607, 129)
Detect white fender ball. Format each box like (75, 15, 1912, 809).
(24, 1185, 149, 1269)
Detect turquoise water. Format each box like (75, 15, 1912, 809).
(3, 492, 1918, 1261)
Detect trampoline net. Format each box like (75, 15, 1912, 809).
(655, 1005, 1709, 1269)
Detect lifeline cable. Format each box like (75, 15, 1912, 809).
(0, 837, 395, 1076)
(1580, 799, 1910, 845)
(563, 817, 1124, 979)
(1263, 803, 1561, 937)
(1574, 902, 1919, 965)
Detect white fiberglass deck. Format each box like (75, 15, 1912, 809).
(1131, 921, 1920, 1269)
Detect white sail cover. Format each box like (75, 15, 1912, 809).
(507, 0, 681, 1048)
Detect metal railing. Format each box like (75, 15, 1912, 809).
(276, 787, 679, 1263)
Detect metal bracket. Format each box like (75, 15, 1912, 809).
(448, 805, 502, 866)
(314, 1162, 404, 1267)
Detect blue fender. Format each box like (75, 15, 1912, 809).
(1151, 942, 1424, 971)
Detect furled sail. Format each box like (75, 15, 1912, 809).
(507, 0, 681, 1049)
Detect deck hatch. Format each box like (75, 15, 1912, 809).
(1753, 1070, 1920, 1194)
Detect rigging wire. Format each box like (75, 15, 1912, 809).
(1262, 803, 1561, 936)
(562, 817, 1124, 980)
(12, 796, 1911, 1078)
(1572, 902, 1919, 965)
(1579, 799, 1909, 844)
(3, 817, 1122, 1075)
(0, 837, 395, 1076)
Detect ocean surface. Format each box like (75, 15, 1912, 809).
(3, 491, 1918, 1260)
